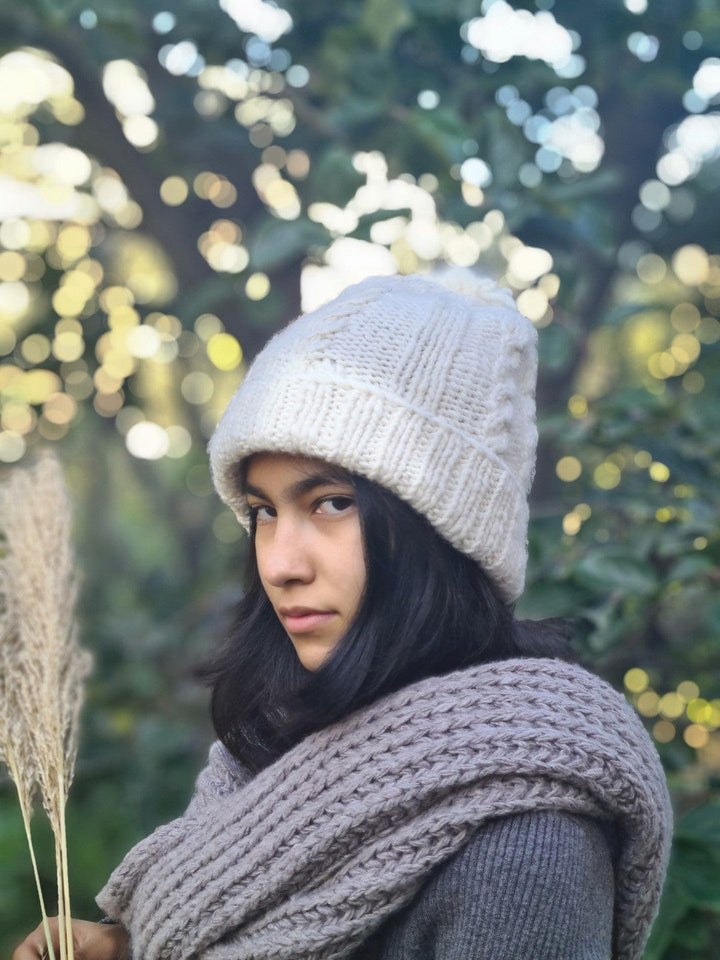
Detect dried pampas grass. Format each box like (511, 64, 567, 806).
(0, 451, 92, 960)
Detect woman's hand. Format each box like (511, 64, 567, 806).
(13, 917, 130, 960)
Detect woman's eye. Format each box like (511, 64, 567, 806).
(249, 504, 275, 522)
(317, 496, 355, 516)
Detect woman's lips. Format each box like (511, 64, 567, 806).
(279, 608, 336, 634)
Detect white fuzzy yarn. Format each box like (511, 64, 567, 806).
(208, 272, 538, 601)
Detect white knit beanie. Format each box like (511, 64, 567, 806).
(208, 272, 538, 602)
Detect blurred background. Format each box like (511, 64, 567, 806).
(0, 0, 718, 955)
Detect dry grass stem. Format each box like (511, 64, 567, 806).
(0, 452, 92, 960)
(0, 560, 57, 960)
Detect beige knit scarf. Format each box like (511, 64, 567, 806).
(97, 657, 673, 960)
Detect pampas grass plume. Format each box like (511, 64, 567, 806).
(0, 451, 92, 960)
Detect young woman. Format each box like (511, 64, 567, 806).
(15, 272, 672, 960)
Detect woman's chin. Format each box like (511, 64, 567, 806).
(290, 636, 339, 671)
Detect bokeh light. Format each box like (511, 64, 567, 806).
(624, 668, 649, 694)
(207, 332, 242, 371)
(649, 462, 670, 482)
(125, 421, 169, 459)
(245, 272, 270, 300)
(181, 371, 214, 404)
(673, 244, 709, 286)
(594, 461, 621, 489)
(556, 456, 582, 481)
(160, 176, 189, 206)
(0, 430, 26, 462)
(219, 0, 293, 43)
(465, 4, 575, 73)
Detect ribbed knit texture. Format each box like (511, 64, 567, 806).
(361, 810, 615, 959)
(96, 658, 672, 960)
(208, 273, 538, 601)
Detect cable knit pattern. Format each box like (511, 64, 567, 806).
(96, 658, 672, 960)
(208, 273, 538, 601)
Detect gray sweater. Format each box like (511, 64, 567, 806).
(362, 810, 616, 959)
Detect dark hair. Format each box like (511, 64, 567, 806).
(204, 473, 575, 773)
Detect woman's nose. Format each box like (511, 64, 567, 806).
(259, 517, 314, 586)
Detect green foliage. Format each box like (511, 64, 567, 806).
(251, 217, 331, 271)
(306, 147, 366, 206)
(644, 803, 720, 960)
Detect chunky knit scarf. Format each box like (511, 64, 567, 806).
(97, 658, 672, 960)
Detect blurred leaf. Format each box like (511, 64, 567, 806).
(670, 844, 720, 909)
(350, 207, 412, 241)
(306, 147, 366, 206)
(516, 581, 590, 619)
(250, 218, 331, 272)
(674, 802, 720, 847)
(538, 323, 575, 372)
(574, 549, 658, 595)
(668, 554, 714, 582)
(603, 302, 670, 326)
(361, 0, 413, 49)
(541, 167, 622, 202)
(664, 910, 712, 953)
(641, 875, 689, 960)
(407, 107, 468, 164)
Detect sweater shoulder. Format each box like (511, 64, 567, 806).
(437, 808, 617, 899)
(361, 809, 616, 960)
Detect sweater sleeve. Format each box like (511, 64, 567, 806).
(362, 810, 616, 960)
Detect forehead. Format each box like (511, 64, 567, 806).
(243, 453, 352, 490)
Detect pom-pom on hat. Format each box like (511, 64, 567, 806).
(208, 271, 538, 602)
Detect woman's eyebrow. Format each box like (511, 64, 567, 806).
(244, 472, 352, 502)
(244, 481, 269, 500)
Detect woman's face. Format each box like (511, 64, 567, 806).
(244, 453, 366, 671)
